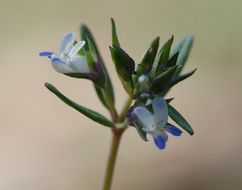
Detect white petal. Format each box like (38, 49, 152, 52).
(132, 107, 155, 132)
(50, 54, 72, 73)
(69, 56, 90, 73)
(69, 41, 86, 58)
(152, 97, 168, 126)
(60, 32, 75, 54)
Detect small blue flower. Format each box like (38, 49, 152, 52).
(131, 96, 182, 150)
(39, 32, 90, 74)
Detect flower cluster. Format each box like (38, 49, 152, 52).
(40, 19, 195, 150)
(121, 34, 196, 149)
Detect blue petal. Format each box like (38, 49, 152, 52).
(164, 123, 183, 136)
(39, 51, 54, 57)
(153, 134, 166, 150)
(51, 57, 66, 64)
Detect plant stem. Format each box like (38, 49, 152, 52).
(102, 129, 124, 190)
(102, 96, 132, 190)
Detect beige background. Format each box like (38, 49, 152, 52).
(0, 0, 242, 189)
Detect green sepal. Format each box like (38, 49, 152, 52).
(151, 65, 179, 93)
(111, 18, 120, 47)
(136, 37, 160, 75)
(80, 24, 98, 53)
(64, 73, 90, 79)
(151, 36, 173, 77)
(134, 74, 152, 97)
(168, 104, 194, 135)
(159, 35, 174, 66)
(109, 45, 135, 81)
(160, 68, 196, 97)
(85, 51, 95, 70)
(170, 36, 193, 77)
(45, 83, 115, 128)
(131, 109, 148, 141)
(167, 52, 179, 67)
(165, 98, 175, 104)
(109, 45, 135, 95)
(80, 24, 115, 106)
(77, 47, 86, 56)
(135, 126, 148, 141)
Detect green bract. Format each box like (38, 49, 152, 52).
(45, 83, 115, 128)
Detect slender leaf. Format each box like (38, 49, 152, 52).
(136, 37, 160, 75)
(109, 45, 135, 82)
(170, 36, 193, 77)
(110, 45, 135, 94)
(168, 104, 194, 135)
(167, 68, 197, 88)
(151, 65, 178, 92)
(45, 83, 115, 128)
(151, 35, 174, 77)
(167, 52, 179, 67)
(160, 35, 174, 66)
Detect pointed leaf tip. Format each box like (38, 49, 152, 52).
(168, 104, 194, 135)
(171, 35, 194, 77)
(137, 36, 160, 75)
(111, 18, 120, 47)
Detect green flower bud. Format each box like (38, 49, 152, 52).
(134, 74, 152, 97)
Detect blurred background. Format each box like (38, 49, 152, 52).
(0, 0, 242, 189)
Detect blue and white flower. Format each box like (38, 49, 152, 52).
(131, 96, 182, 150)
(39, 32, 91, 74)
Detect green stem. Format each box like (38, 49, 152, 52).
(102, 129, 124, 190)
(102, 96, 132, 190)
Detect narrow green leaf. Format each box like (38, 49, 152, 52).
(80, 24, 115, 105)
(160, 35, 174, 66)
(45, 83, 115, 128)
(168, 104, 194, 135)
(160, 68, 196, 97)
(109, 45, 135, 82)
(151, 65, 178, 92)
(151, 35, 173, 77)
(170, 36, 193, 77)
(64, 73, 90, 79)
(111, 18, 120, 47)
(167, 68, 197, 88)
(110, 46, 135, 94)
(136, 37, 160, 75)
(165, 98, 175, 104)
(167, 52, 179, 67)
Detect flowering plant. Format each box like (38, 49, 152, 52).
(40, 18, 195, 190)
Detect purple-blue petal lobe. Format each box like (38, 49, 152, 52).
(51, 57, 66, 64)
(153, 135, 166, 150)
(164, 123, 183, 136)
(39, 51, 54, 57)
